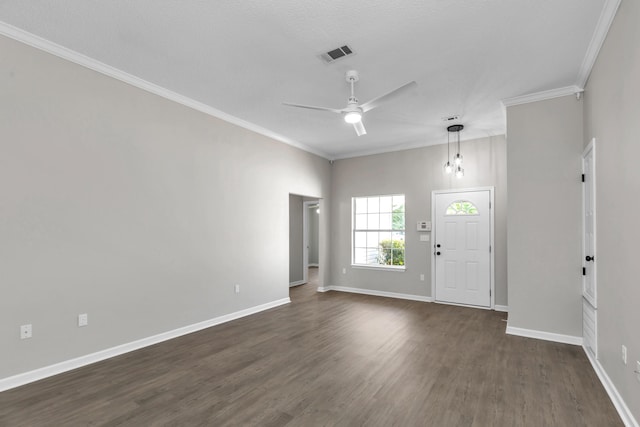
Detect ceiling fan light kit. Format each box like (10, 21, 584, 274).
(344, 111, 362, 124)
(283, 70, 416, 137)
(445, 124, 465, 178)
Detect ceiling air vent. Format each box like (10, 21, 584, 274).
(320, 45, 355, 64)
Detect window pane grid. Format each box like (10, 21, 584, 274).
(352, 194, 405, 268)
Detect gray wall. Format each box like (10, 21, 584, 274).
(583, 0, 640, 418)
(308, 205, 319, 265)
(506, 95, 583, 337)
(0, 35, 331, 379)
(330, 136, 507, 305)
(289, 195, 304, 284)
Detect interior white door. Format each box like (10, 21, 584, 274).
(582, 139, 597, 358)
(582, 142, 597, 307)
(434, 190, 491, 307)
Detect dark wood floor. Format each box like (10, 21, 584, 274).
(0, 267, 622, 426)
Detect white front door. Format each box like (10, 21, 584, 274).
(434, 189, 492, 307)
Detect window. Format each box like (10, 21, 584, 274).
(353, 194, 405, 268)
(445, 200, 478, 215)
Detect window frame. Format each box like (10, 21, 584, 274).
(351, 194, 406, 271)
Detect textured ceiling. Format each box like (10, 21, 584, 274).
(0, 1, 606, 159)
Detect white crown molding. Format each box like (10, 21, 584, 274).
(502, 0, 621, 109)
(506, 324, 583, 346)
(0, 22, 332, 161)
(334, 132, 502, 160)
(325, 285, 433, 302)
(335, 138, 442, 160)
(502, 85, 584, 108)
(576, 0, 622, 88)
(583, 346, 639, 427)
(0, 297, 290, 392)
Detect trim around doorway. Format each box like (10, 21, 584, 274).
(302, 200, 319, 285)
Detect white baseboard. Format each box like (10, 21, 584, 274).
(325, 286, 433, 303)
(434, 300, 492, 311)
(0, 297, 290, 392)
(321, 287, 505, 312)
(505, 324, 583, 346)
(583, 346, 639, 427)
(289, 280, 305, 287)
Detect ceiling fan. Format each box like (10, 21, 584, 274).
(283, 70, 417, 136)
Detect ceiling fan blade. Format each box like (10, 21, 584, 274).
(282, 102, 343, 114)
(353, 121, 367, 136)
(360, 81, 417, 113)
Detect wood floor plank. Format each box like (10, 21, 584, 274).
(0, 268, 623, 426)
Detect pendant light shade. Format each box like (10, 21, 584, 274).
(444, 161, 453, 174)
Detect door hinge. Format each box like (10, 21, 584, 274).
(490, 289, 492, 297)
(489, 201, 492, 209)
(489, 245, 492, 253)
(581, 174, 585, 182)
(582, 267, 586, 276)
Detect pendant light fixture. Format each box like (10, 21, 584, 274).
(447, 124, 464, 178)
(443, 130, 453, 174)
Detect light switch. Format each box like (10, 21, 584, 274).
(420, 234, 430, 242)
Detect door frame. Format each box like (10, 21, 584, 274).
(302, 200, 319, 284)
(582, 138, 597, 308)
(431, 186, 495, 309)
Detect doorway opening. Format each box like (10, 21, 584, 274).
(288, 194, 323, 297)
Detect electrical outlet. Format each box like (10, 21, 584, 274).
(622, 345, 627, 364)
(420, 274, 425, 281)
(20, 324, 32, 339)
(234, 284, 240, 294)
(78, 313, 88, 327)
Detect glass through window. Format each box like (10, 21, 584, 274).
(445, 200, 478, 215)
(353, 194, 405, 268)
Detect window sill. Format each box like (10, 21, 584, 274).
(351, 265, 406, 272)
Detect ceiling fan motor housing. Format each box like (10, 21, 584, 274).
(345, 70, 360, 82)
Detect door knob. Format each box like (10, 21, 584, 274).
(436, 251, 441, 256)
(436, 244, 441, 248)
(585, 255, 595, 262)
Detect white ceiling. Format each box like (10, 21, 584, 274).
(0, 1, 608, 159)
